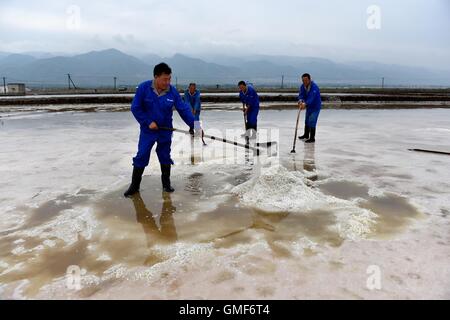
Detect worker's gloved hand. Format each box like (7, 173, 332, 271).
(189, 127, 195, 136)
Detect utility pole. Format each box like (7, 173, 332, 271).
(114, 77, 117, 91)
(382, 77, 385, 89)
(281, 75, 285, 89)
(67, 74, 77, 90)
(2, 77, 6, 95)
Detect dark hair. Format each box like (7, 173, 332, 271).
(238, 81, 246, 86)
(154, 63, 172, 77)
(189, 83, 196, 87)
(302, 73, 311, 80)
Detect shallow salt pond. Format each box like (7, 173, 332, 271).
(0, 108, 449, 299)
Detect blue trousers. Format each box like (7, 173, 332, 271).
(247, 109, 259, 128)
(133, 131, 173, 168)
(194, 110, 201, 121)
(305, 109, 321, 128)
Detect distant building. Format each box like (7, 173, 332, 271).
(7, 83, 26, 96)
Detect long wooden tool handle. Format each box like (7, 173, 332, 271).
(292, 107, 302, 151)
(160, 127, 262, 154)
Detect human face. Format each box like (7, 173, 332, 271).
(154, 73, 171, 91)
(239, 84, 247, 93)
(302, 77, 311, 88)
(189, 85, 196, 95)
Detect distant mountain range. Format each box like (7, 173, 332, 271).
(0, 48, 448, 88)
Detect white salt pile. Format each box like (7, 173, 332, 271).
(232, 165, 377, 240)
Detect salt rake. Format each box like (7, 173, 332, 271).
(160, 127, 276, 157)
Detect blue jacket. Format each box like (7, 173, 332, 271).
(131, 80, 195, 135)
(239, 85, 260, 126)
(239, 85, 260, 109)
(183, 89, 201, 114)
(298, 81, 322, 112)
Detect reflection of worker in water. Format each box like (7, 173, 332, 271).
(190, 130, 205, 165)
(131, 193, 178, 247)
(303, 143, 318, 181)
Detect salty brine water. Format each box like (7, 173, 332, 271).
(0, 107, 449, 299)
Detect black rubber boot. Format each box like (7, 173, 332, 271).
(305, 127, 316, 143)
(124, 166, 145, 197)
(161, 164, 175, 193)
(241, 122, 249, 138)
(299, 126, 310, 140)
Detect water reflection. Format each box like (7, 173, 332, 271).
(303, 143, 318, 181)
(131, 193, 178, 247)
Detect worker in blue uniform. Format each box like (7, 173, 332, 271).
(184, 83, 201, 121)
(238, 81, 260, 138)
(298, 73, 322, 143)
(124, 63, 196, 197)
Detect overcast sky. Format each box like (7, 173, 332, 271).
(1, 0, 449, 70)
